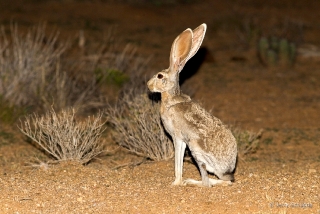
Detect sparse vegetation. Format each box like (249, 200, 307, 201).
(0, 24, 67, 110)
(0, 24, 150, 117)
(19, 108, 106, 164)
(232, 128, 263, 157)
(105, 92, 174, 161)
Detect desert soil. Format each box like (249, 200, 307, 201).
(0, 0, 319, 213)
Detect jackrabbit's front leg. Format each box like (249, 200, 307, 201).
(172, 139, 186, 186)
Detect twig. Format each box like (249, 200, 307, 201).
(112, 159, 147, 170)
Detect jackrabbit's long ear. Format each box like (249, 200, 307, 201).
(185, 23, 207, 63)
(169, 28, 193, 73)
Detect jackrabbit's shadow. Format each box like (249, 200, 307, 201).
(179, 46, 209, 85)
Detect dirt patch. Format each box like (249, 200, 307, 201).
(0, 0, 319, 213)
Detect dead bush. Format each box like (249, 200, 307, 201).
(105, 91, 174, 161)
(0, 24, 151, 114)
(0, 24, 67, 108)
(19, 108, 106, 164)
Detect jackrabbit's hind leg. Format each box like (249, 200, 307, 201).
(209, 171, 234, 186)
(197, 162, 233, 187)
(220, 171, 235, 182)
(183, 178, 232, 187)
(208, 178, 232, 186)
(183, 162, 233, 187)
(182, 162, 211, 187)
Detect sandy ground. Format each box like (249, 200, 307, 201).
(0, 0, 319, 213)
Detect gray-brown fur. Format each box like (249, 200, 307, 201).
(147, 23, 237, 187)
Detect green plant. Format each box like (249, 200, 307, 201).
(258, 36, 296, 66)
(95, 68, 129, 87)
(19, 108, 106, 164)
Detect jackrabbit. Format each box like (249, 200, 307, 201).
(147, 23, 237, 187)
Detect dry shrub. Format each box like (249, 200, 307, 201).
(105, 91, 173, 161)
(0, 24, 93, 112)
(19, 108, 106, 164)
(0, 24, 67, 108)
(0, 24, 150, 114)
(78, 39, 151, 94)
(232, 127, 263, 157)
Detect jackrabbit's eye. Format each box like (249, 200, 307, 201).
(157, 74, 164, 79)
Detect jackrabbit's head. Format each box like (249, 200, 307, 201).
(147, 24, 207, 94)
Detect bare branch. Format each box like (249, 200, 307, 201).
(19, 108, 106, 164)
